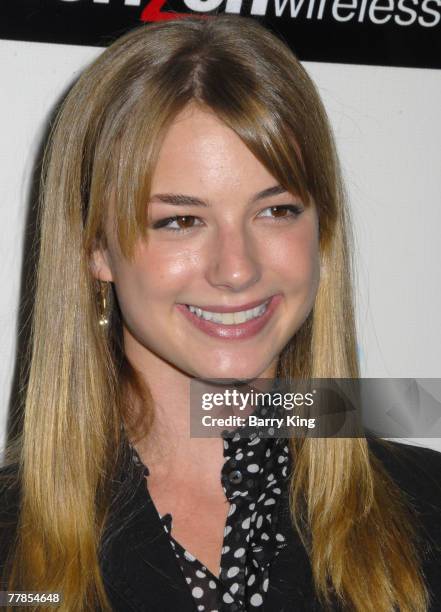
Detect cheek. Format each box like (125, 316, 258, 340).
(111, 243, 198, 312)
(140, 243, 201, 293)
(267, 225, 320, 291)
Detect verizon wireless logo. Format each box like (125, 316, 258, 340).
(0, 0, 439, 68)
(59, 0, 440, 27)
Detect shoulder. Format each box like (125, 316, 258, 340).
(368, 438, 441, 510)
(368, 437, 441, 473)
(0, 463, 20, 580)
(367, 439, 441, 553)
(368, 439, 441, 606)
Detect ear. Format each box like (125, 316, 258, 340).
(89, 246, 114, 283)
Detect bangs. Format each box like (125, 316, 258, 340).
(205, 95, 312, 208)
(190, 48, 311, 203)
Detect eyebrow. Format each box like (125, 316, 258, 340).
(149, 184, 289, 207)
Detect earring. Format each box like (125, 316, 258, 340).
(98, 281, 110, 327)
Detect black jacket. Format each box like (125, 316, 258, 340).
(1, 439, 441, 611)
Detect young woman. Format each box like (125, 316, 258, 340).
(1, 14, 440, 612)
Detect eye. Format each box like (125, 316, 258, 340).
(151, 215, 202, 232)
(258, 204, 304, 220)
(150, 204, 304, 233)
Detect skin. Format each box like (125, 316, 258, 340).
(90, 102, 320, 574)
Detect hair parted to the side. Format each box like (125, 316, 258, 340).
(1, 15, 428, 611)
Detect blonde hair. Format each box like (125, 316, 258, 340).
(2, 15, 428, 611)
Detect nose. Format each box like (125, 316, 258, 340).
(205, 225, 262, 292)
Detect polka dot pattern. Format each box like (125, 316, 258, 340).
(131, 399, 291, 611)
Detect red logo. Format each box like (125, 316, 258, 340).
(141, 0, 186, 21)
(141, 0, 211, 22)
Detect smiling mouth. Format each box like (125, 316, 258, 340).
(184, 299, 271, 325)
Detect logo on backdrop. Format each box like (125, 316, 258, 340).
(0, 0, 439, 68)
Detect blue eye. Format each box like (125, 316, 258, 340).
(150, 204, 304, 233)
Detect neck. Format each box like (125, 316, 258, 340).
(124, 335, 226, 485)
(123, 327, 277, 485)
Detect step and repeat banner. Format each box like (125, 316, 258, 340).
(0, 0, 440, 68)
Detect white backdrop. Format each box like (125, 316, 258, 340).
(1, 39, 440, 453)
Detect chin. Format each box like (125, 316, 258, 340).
(192, 363, 271, 385)
(197, 375, 257, 385)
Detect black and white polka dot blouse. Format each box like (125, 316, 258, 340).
(131, 406, 292, 612)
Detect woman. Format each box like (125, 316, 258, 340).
(1, 14, 440, 612)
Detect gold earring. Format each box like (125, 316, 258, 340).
(98, 281, 110, 327)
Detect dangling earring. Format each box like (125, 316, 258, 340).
(97, 281, 110, 327)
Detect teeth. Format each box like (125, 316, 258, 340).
(187, 300, 269, 325)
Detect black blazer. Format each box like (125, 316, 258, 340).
(1, 440, 441, 611)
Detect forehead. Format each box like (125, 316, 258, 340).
(149, 104, 281, 199)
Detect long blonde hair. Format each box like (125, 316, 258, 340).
(2, 15, 428, 611)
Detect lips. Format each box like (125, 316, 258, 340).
(186, 299, 270, 326)
(176, 294, 282, 340)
